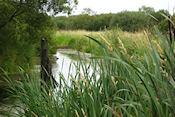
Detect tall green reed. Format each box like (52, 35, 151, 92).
(1, 26, 175, 117)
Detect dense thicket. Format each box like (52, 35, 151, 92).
(54, 7, 170, 32)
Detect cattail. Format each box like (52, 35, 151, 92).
(75, 110, 80, 117)
(81, 108, 87, 117)
(118, 37, 127, 55)
(153, 40, 163, 57)
(99, 34, 113, 52)
(104, 104, 121, 117)
(161, 59, 166, 66)
(161, 58, 167, 69)
(144, 30, 152, 51)
(72, 77, 81, 93)
(99, 34, 110, 46)
(153, 63, 156, 67)
(108, 47, 113, 52)
(79, 71, 88, 88)
(160, 67, 169, 79)
(156, 98, 160, 102)
(152, 40, 167, 68)
(165, 72, 169, 78)
(128, 55, 133, 62)
(31, 111, 38, 117)
(111, 76, 118, 85)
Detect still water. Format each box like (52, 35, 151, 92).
(52, 49, 96, 86)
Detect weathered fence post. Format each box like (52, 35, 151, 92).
(41, 38, 51, 87)
(40, 38, 58, 88)
(41, 38, 58, 89)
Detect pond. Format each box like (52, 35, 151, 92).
(52, 49, 95, 86)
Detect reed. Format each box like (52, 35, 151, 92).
(1, 25, 175, 117)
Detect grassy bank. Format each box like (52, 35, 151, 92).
(53, 30, 159, 58)
(53, 30, 100, 54)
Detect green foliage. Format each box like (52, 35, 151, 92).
(53, 31, 101, 54)
(54, 16, 69, 30)
(53, 30, 153, 58)
(139, 5, 155, 14)
(0, 10, 54, 71)
(92, 14, 113, 30)
(54, 13, 115, 31)
(1, 26, 175, 116)
(54, 7, 169, 32)
(157, 14, 175, 32)
(81, 8, 96, 15)
(70, 14, 93, 30)
(0, 0, 78, 72)
(0, 0, 78, 16)
(110, 11, 149, 31)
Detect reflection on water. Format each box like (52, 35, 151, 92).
(52, 49, 99, 86)
(52, 51, 77, 85)
(52, 50, 100, 86)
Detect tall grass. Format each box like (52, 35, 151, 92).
(1, 26, 175, 116)
(53, 30, 101, 54)
(53, 30, 158, 58)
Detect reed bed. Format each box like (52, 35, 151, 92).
(1, 26, 175, 117)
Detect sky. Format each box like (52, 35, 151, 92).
(60, 0, 175, 16)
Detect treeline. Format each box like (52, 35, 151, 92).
(54, 6, 172, 32)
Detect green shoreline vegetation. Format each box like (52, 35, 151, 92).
(0, 1, 175, 116)
(1, 27, 175, 116)
(53, 30, 158, 58)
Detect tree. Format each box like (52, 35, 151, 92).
(0, 0, 78, 71)
(54, 16, 68, 30)
(139, 5, 155, 14)
(81, 8, 96, 16)
(110, 11, 149, 32)
(0, 0, 78, 29)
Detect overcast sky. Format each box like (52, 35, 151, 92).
(61, 0, 175, 16)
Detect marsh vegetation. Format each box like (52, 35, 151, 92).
(0, 1, 175, 116)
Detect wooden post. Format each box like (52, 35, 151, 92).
(41, 38, 58, 88)
(41, 38, 50, 86)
